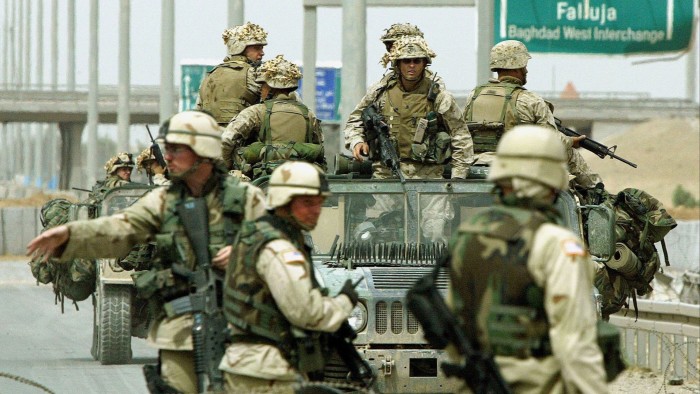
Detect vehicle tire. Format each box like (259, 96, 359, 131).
(96, 283, 132, 364)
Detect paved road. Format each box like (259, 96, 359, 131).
(0, 259, 155, 394)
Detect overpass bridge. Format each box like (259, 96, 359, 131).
(0, 86, 697, 188)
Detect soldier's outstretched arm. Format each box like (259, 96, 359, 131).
(26, 225, 70, 262)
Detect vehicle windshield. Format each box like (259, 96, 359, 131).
(310, 179, 495, 261)
(101, 185, 155, 216)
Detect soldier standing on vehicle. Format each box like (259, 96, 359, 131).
(27, 110, 267, 394)
(220, 161, 359, 393)
(462, 39, 601, 189)
(344, 36, 473, 242)
(221, 55, 325, 176)
(196, 22, 268, 126)
(447, 125, 609, 393)
(136, 146, 170, 186)
(103, 152, 134, 186)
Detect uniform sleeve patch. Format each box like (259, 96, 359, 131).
(282, 251, 305, 263)
(562, 239, 586, 257)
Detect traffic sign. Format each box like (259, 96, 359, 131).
(180, 62, 215, 111)
(494, 0, 695, 54)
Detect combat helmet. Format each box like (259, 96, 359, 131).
(489, 40, 531, 71)
(135, 147, 156, 173)
(161, 110, 222, 159)
(104, 152, 134, 175)
(222, 22, 268, 56)
(267, 161, 330, 209)
(380, 23, 424, 45)
(488, 125, 568, 191)
(255, 55, 302, 89)
(388, 36, 436, 66)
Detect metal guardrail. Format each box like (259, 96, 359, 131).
(610, 299, 700, 382)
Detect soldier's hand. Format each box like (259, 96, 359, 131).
(353, 142, 369, 162)
(26, 225, 70, 262)
(339, 279, 359, 307)
(570, 134, 586, 148)
(212, 245, 232, 270)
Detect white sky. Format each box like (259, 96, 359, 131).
(4, 0, 695, 100)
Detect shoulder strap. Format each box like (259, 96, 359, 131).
(221, 176, 247, 244)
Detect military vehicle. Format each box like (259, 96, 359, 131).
(307, 164, 616, 393)
(79, 184, 156, 364)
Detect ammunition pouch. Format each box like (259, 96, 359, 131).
(288, 327, 329, 374)
(596, 320, 626, 382)
(486, 304, 551, 359)
(410, 131, 451, 164)
(467, 122, 505, 153)
(143, 364, 183, 394)
(132, 267, 189, 302)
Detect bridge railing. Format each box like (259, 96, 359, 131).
(610, 299, 700, 382)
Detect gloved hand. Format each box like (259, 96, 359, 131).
(339, 279, 359, 307)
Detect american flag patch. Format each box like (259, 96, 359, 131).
(562, 239, 585, 257)
(282, 251, 305, 263)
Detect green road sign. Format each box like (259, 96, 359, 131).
(180, 62, 215, 111)
(494, 0, 695, 54)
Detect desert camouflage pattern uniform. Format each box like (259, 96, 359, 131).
(54, 171, 266, 393)
(463, 64, 601, 188)
(448, 202, 608, 394)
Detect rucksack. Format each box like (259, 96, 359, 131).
(594, 188, 677, 319)
(29, 198, 98, 312)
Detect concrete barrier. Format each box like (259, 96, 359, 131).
(0, 207, 39, 255)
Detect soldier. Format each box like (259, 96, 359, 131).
(462, 39, 601, 189)
(196, 22, 268, 126)
(220, 161, 359, 393)
(221, 55, 325, 176)
(103, 152, 134, 186)
(136, 146, 170, 186)
(27, 110, 267, 393)
(447, 125, 608, 393)
(344, 36, 474, 242)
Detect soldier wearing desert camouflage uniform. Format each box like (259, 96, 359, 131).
(102, 152, 134, 187)
(196, 22, 268, 126)
(221, 55, 325, 177)
(344, 36, 473, 242)
(462, 39, 601, 189)
(27, 111, 267, 393)
(447, 125, 610, 393)
(136, 146, 170, 186)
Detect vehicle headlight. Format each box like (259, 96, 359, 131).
(347, 302, 368, 333)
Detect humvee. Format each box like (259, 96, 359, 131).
(308, 167, 616, 393)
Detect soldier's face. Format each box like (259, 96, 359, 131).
(244, 45, 265, 62)
(115, 167, 131, 181)
(398, 58, 426, 81)
(164, 143, 197, 176)
(289, 195, 326, 230)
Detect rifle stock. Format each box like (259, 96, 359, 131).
(554, 118, 637, 168)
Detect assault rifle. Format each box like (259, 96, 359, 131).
(361, 103, 406, 183)
(175, 198, 227, 394)
(406, 254, 512, 394)
(554, 117, 637, 168)
(146, 125, 168, 170)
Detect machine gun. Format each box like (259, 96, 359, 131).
(555, 117, 637, 168)
(406, 254, 512, 394)
(175, 198, 227, 394)
(361, 103, 406, 183)
(146, 125, 168, 170)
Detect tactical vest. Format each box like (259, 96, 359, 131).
(133, 175, 247, 307)
(239, 99, 323, 174)
(199, 58, 258, 124)
(450, 205, 552, 358)
(223, 216, 329, 373)
(464, 82, 524, 153)
(382, 77, 433, 159)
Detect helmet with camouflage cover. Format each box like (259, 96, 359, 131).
(255, 55, 302, 89)
(488, 125, 568, 190)
(161, 110, 222, 159)
(380, 23, 424, 45)
(222, 22, 268, 56)
(267, 161, 330, 209)
(135, 147, 156, 173)
(489, 40, 531, 71)
(104, 152, 134, 175)
(388, 36, 436, 66)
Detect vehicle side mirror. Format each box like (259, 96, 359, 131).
(582, 205, 616, 262)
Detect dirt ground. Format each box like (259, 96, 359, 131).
(610, 366, 699, 393)
(581, 117, 700, 221)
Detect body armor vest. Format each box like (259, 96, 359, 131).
(199, 57, 258, 124)
(382, 77, 434, 159)
(450, 205, 552, 358)
(465, 82, 524, 153)
(223, 215, 329, 373)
